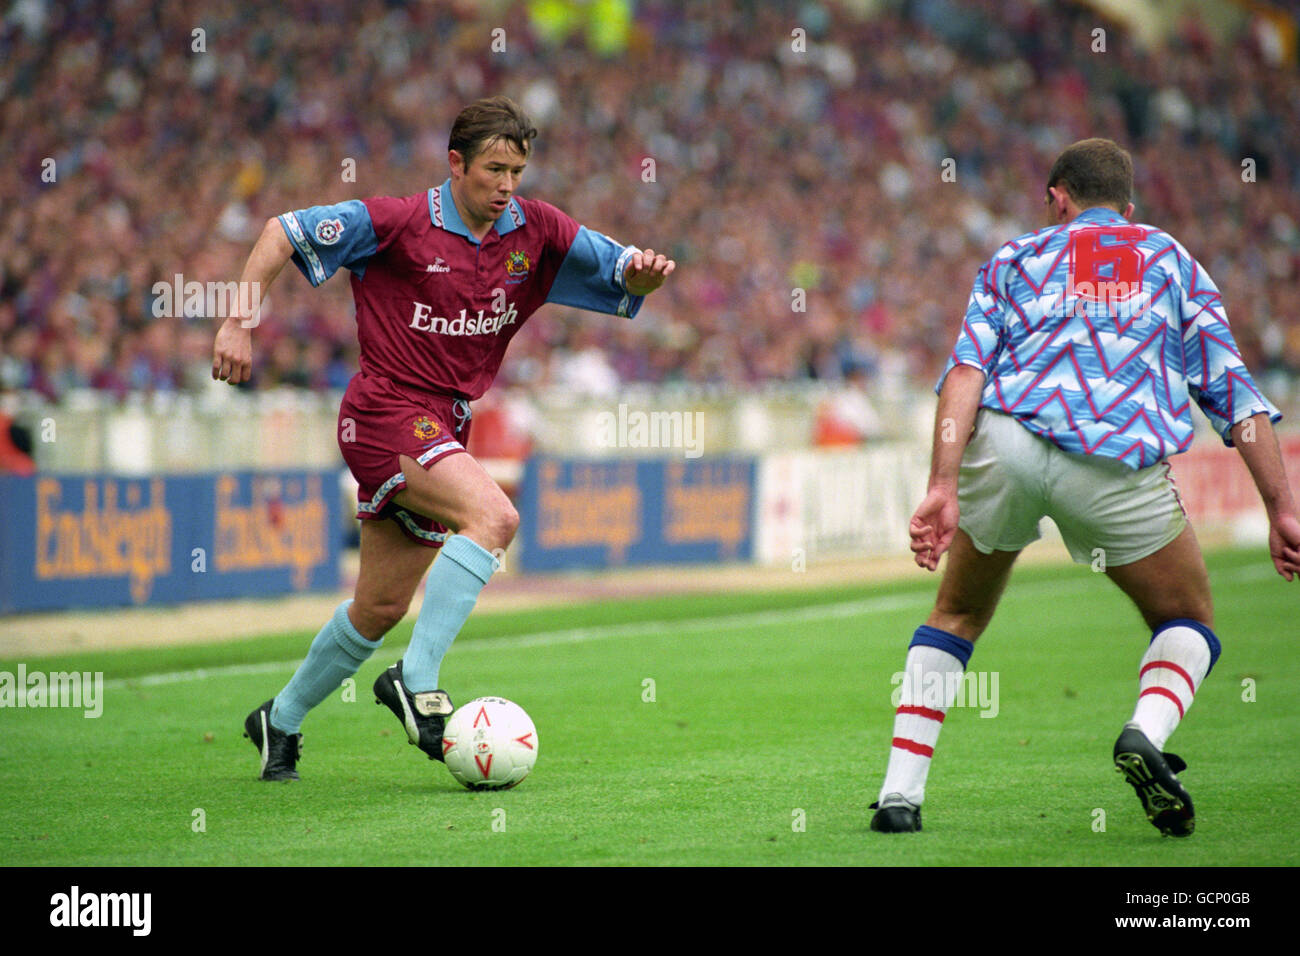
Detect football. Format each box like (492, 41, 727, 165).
(442, 696, 539, 790)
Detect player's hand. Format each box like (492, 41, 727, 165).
(212, 317, 253, 385)
(909, 484, 960, 572)
(623, 248, 675, 296)
(1268, 512, 1300, 581)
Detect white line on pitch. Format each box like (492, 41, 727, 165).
(102, 660, 317, 690)
(99, 562, 1275, 691)
(101, 592, 931, 691)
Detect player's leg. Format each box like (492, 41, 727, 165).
(926, 529, 1022, 642)
(279, 518, 435, 730)
(1103, 526, 1219, 836)
(368, 451, 514, 760)
(1105, 525, 1217, 746)
(385, 450, 515, 694)
(873, 531, 1020, 830)
(393, 449, 519, 553)
(1054, 454, 1214, 836)
(874, 410, 1041, 831)
(1104, 523, 1213, 632)
(349, 513, 442, 639)
(245, 519, 435, 780)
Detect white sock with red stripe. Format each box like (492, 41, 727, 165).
(1130, 618, 1220, 751)
(878, 625, 975, 809)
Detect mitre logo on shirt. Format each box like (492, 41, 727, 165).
(409, 300, 520, 336)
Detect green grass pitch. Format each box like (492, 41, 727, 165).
(2, 547, 1295, 866)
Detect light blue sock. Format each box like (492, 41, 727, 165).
(271, 600, 383, 733)
(402, 535, 499, 693)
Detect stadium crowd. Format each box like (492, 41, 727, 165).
(2, 0, 1298, 405)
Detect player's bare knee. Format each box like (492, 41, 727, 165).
(494, 500, 520, 545)
(461, 499, 518, 552)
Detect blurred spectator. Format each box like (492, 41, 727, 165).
(815, 362, 885, 446)
(0, 408, 35, 474)
(0, 0, 1296, 409)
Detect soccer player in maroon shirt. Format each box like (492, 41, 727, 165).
(213, 97, 674, 780)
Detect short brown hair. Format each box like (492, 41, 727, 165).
(1046, 138, 1133, 210)
(448, 96, 538, 167)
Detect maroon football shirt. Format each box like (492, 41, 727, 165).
(278, 179, 644, 399)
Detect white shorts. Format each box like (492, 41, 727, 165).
(957, 410, 1187, 567)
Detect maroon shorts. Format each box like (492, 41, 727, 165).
(337, 371, 472, 547)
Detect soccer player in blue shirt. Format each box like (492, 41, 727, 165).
(870, 138, 1300, 836)
(213, 96, 674, 780)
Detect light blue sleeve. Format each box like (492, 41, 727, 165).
(1178, 251, 1281, 444)
(546, 226, 645, 318)
(278, 200, 379, 286)
(935, 258, 1005, 393)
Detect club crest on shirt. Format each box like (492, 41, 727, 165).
(505, 250, 531, 283)
(413, 416, 441, 441)
(314, 218, 345, 245)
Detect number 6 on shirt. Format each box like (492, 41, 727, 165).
(1067, 225, 1148, 303)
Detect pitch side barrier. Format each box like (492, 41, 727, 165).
(512, 446, 929, 572)
(0, 470, 340, 614)
(512, 436, 1295, 572)
(752, 445, 929, 565)
(515, 457, 757, 571)
(1166, 434, 1300, 529)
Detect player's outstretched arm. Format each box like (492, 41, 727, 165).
(622, 248, 675, 296)
(212, 218, 295, 385)
(911, 364, 985, 571)
(1230, 413, 1300, 581)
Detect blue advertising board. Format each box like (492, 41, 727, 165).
(516, 457, 755, 571)
(0, 471, 340, 613)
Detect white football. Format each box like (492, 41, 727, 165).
(442, 697, 538, 790)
